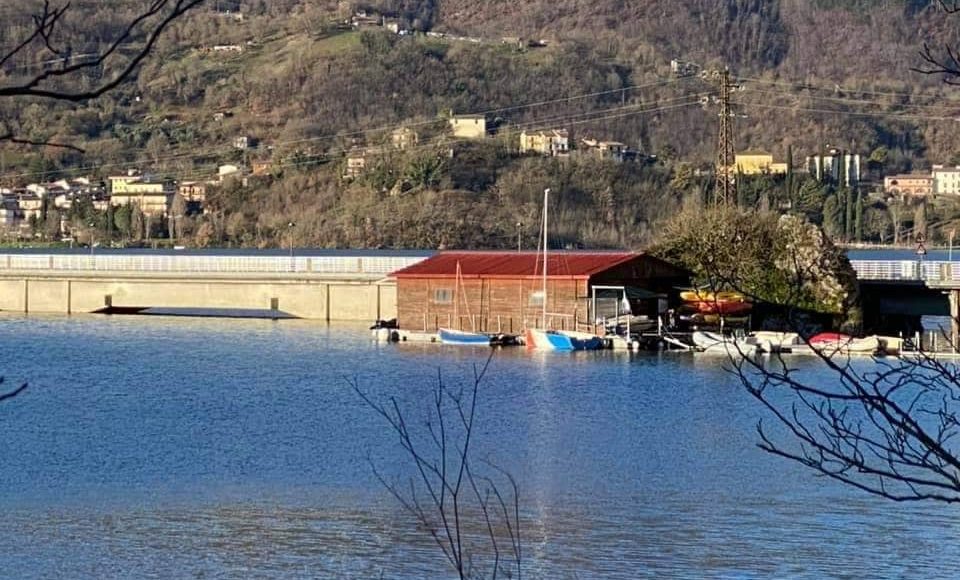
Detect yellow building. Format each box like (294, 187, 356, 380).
(108, 175, 172, 195)
(449, 115, 487, 139)
(178, 182, 207, 203)
(111, 192, 173, 216)
(520, 129, 569, 156)
(735, 151, 788, 175)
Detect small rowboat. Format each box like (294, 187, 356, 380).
(438, 328, 493, 346)
(809, 333, 880, 356)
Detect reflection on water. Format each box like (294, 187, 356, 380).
(0, 314, 958, 578)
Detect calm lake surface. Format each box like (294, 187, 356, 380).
(0, 315, 957, 579)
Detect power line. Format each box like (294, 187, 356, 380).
(743, 86, 960, 113)
(1, 80, 702, 181)
(731, 101, 960, 123)
(167, 98, 708, 183)
(121, 99, 707, 184)
(736, 75, 960, 106)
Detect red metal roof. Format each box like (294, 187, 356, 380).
(391, 251, 641, 280)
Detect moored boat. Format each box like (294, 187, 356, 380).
(525, 328, 603, 351)
(691, 330, 762, 357)
(438, 328, 493, 346)
(809, 332, 880, 356)
(525, 187, 603, 352)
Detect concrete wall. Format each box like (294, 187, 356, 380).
(0, 274, 397, 321)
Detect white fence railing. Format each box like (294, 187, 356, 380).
(0, 253, 427, 276)
(850, 260, 960, 283)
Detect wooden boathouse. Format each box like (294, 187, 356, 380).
(391, 251, 689, 333)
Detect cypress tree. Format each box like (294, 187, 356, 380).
(106, 204, 115, 238)
(785, 144, 794, 205)
(845, 187, 855, 241)
(854, 190, 863, 242)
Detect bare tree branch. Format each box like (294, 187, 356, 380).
(0, 377, 28, 403)
(349, 353, 522, 579)
(0, 132, 84, 151)
(0, 0, 207, 101)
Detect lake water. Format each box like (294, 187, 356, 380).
(0, 315, 957, 578)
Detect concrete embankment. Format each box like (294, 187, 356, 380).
(0, 271, 397, 321)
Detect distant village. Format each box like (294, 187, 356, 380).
(2, 106, 957, 243)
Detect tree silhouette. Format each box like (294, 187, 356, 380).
(350, 354, 523, 579)
(0, 378, 28, 403)
(0, 0, 207, 149)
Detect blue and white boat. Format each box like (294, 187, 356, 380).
(524, 188, 604, 352)
(438, 328, 492, 346)
(524, 328, 603, 351)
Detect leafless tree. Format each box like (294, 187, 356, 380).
(350, 353, 523, 579)
(915, 1, 960, 84)
(0, 0, 207, 149)
(734, 339, 960, 503)
(694, 244, 960, 503)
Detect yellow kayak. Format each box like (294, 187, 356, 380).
(679, 290, 746, 303)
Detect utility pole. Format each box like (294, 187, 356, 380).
(707, 68, 736, 206)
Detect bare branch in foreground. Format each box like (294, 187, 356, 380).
(0, 0, 207, 102)
(350, 352, 522, 579)
(0, 377, 29, 403)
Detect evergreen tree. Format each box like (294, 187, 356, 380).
(845, 187, 855, 241)
(822, 194, 843, 239)
(854, 190, 863, 242)
(796, 179, 827, 223)
(785, 144, 794, 205)
(106, 204, 115, 239)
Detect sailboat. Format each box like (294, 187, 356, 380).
(438, 261, 493, 345)
(524, 188, 604, 351)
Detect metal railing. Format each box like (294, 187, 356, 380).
(850, 260, 960, 283)
(0, 253, 427, 276)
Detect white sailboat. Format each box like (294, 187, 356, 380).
(439, 261, 492, 345)
(524, 188, 603, 351)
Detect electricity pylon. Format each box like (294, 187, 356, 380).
(706, 68, 736, 206)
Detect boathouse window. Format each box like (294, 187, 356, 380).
(529, 290, 545, 306)
(433, 288, 453, 304)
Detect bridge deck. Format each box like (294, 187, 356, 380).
(0, 253, 428, 277)
(850, 260, 960, 286)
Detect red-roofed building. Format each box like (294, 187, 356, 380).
(391, 251, 688, 332)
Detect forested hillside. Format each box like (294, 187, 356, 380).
(1, 0, 959, 248)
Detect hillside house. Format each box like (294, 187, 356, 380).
(251, 160, 273, 176)
(391, 127, 418, 150)
(391, 251, 688, 333)
(111, 191, 173, 216)
(18, 194, 44, 221)
(218, 164, 242, 181)
(449, 114, 487, 139)
(344, 149, 367, 179)
(884, 174, 934, 197)
(178, 182, 208, 203)
(933, 165, 960, 195)
(109, 175, 172, 196)
(520, 129, 570, 157)
(734, 150, 788, 175)
(807, 150, 862, 187)
(581, 138, 627, 162)
(233, 136, 256, 150)
(351, 10, 382, 28)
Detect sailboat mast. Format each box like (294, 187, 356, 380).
(542, 188, 550, 328)
(454, 260, 461, 329)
